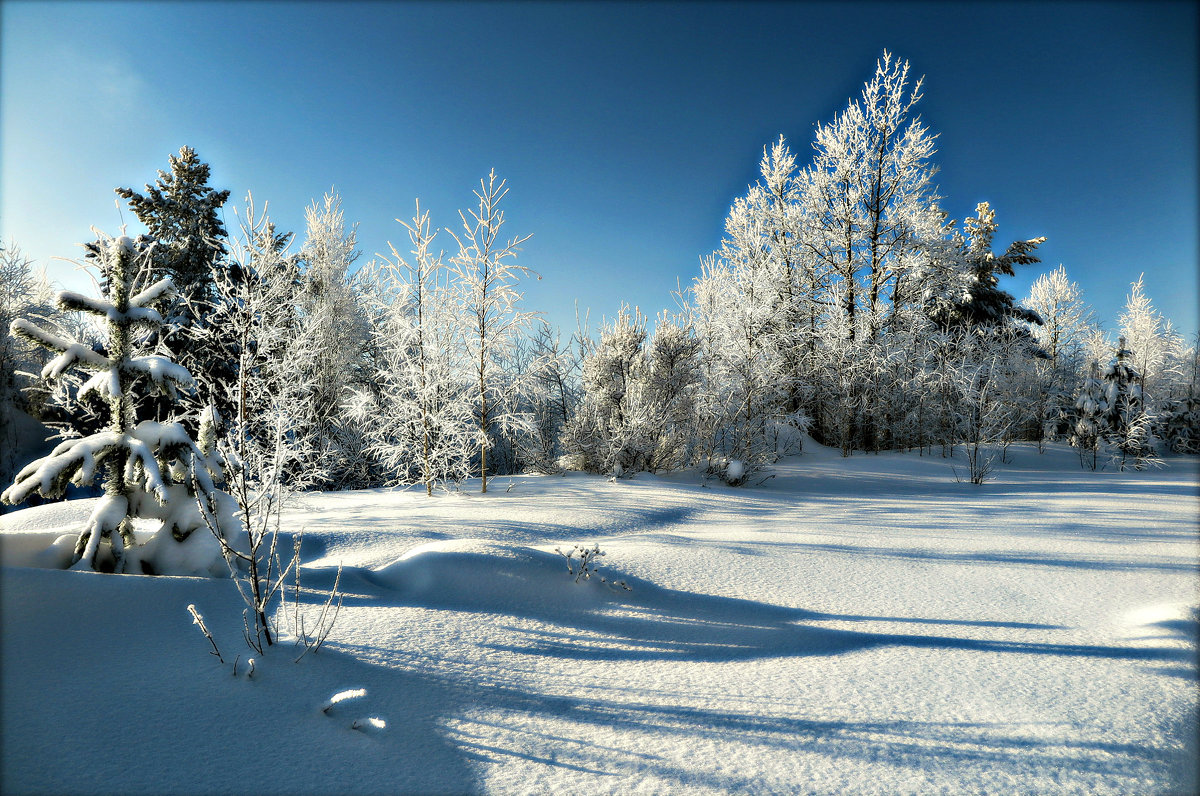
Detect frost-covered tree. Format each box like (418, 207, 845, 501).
(1071, 360, 1107, 471)
(508, 319, 583, 474)
(640, 312, 702, 471)
(0, 241, 57, 489)
(802, 50, 940, 341)
(448, 170, 536, 493)
(1101, 336, 1153, 470)
(194, 198, 322, 644)
(1156, 332, 1200, 454)
(1117, 274, 1183, 426)
(565, 307, 699, 477)
(689, 250, 799, 466)
(351, 202, 478, 493)
(1023, 265, 1093, 372)
(1021, 265, 1096, 442)
(564, 305, 648, 476)
(295, 191, 373, 489)
(1, 234, 236, 574)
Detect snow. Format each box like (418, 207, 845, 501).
(129, 277, 175, 308)
(125, 356, 195, 389)
(2, 443, 1197, 794)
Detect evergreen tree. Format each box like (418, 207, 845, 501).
(1, 235, 235, 574)
(116, 147, 231, 307)
(113, 146, 232, 423)
(1101, 336, 1153, 469)
(1071, 360, 1107, 471)
(929, 202, 1045, 333)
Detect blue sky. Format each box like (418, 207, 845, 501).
(2, 1, 1196, 338)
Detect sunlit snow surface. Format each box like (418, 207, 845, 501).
(2, 442, 1197, 794)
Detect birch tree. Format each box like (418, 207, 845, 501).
(448, 170, 536, 493)
(352, 202, 478, 492)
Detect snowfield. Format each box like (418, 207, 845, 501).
(2, 442, 1197, 795)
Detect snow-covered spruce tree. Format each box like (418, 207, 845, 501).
(1101, 336, 1154, 470)
(351, 202, 478, 493)
(1071, 360, 1107, 471)
(927, 202, 1045, 334)
(1, 235, 235, 574)
(113, 146, 232, 423)
(448, 170, 536, 493)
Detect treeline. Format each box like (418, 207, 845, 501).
(2, 52, 1197, 497)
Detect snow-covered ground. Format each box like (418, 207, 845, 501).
(2, 442, 1197, 795)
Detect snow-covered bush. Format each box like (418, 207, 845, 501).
(1, 234, 238, 574)
(564, 307, 699, 477)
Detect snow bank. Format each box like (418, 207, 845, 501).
(371, 539, 631, 612)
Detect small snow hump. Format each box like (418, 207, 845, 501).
(321, 688, 367, 714)
(351, 716, 387, 733)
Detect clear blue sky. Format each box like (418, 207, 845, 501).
(2, 1, 1196, 338)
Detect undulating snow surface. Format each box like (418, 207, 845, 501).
(2, 443, 1197, 794)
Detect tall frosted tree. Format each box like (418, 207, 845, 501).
(1, 235, 234, 574)
(1022, 265, 1095, 441)
(352, 202, 478, 493)
(296, 191, 373, 489)
(448, 170, 536, 493)
(802, 49, 940, 341)
(1117, 274, 1180, 414)
(1071, 360, 1107, 470)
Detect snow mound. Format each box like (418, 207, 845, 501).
(370, 539, 630, 611)
(0, 497, 239, 577)
(1120, 602, 1200, 646)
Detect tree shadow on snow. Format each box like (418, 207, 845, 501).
(300, 549, 1196, 667)
(441, 681, 1192, 790)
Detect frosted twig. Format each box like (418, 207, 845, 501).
(187, 604, 224, 664)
